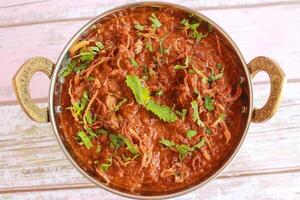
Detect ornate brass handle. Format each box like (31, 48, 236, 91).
(248, 56, 286, 123)
(12, 57, 55, 123)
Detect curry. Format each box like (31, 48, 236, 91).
(58, 6, 248, 194)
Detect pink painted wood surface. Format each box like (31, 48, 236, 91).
(0, 2, 299, 102)
(0, 0, 299, 199)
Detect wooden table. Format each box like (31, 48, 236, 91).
(0, 0, 299, 199)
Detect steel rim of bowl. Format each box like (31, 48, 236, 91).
(49, 2, 254, 199)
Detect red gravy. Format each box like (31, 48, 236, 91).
(58, 6, 249, 195)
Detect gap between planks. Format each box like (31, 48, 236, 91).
(0, 167, 299, 194)
(0, 0, 300, 29)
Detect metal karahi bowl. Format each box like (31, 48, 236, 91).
(12, 2, 286, 199)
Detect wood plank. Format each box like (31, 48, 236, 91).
(0, 82, 299, 190)
(1, 172, 299, 199)
(1, 0, 298, 27)
(1, 4, 299, 102)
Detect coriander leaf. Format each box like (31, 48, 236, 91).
(149, 13, 162, 29)
(174, 65, 187, 70)
(87, 76, 95, 81)
(80, 52, 95, 62)
(109, 134, 123, 150)
(205, 127, 213, 135)
(174, 57, 190, 70)
(96, 41, 104, 50)
(84, 126, 97, 138)
(204, 96, 214, 111)
(145, 100, 177, 122)
(193, 137, 206, 149)
(130, 57, 139, 68)
(213, 112, 226, 127)
(70, 91, 89, 118)
(175, 144, 194, 160)
(156, 90, 164, 97)
(125, 75, 151, 105)
(96, 128, 109, 136)
(191, 100, 205, 127)
(134, 23, 144, 31)
(180, 19, 189, 26)
(59, 59, 75, 78)
(208, 68, 223, 82)
(186, 129, 197, 139)
(146, 40, 153, 52)
(217, 63, 222, 69)
(77, 130, 93, 150)
(100, 157, 112, 172)
(175, 109, 187, 121)
(159, 138, 175, 147)
(159, 34, 170, 54)
(118, 135, 139, 155)
(85, 110, 94, 125)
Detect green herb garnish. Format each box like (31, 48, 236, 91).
(149, 13, 162, 29)
(174, 56, 190, 70)
(208, 68, 223, 82)
(145, 100, 178, 122)
(159, 34, 170, 54)
(160, 137, 206, 160)
(156, 90, 164, 97)
(69, 91, 89, 118)
(79, 52, 95, 62)
(134, 23, 144, 31)
(186, 129, 197, 139)
(77, 130, 93, 150)
(159, 138, 176, 147)
(180, 18, 208, 42)
(118, 135, 139, 155)
(175, 109, 187, 121)
(59, 59, 75, 78)
(205, 127, 213, 135)
(125, 75, 177, 122)
(109, 133, 123, 150)
(130, 57, 139, 68)
(146, 39, 153, 52)
(191, 100, 205, 127)
(100, 157, 112, 172)
(125, 75, 151, 105)
(204, 96, 214, 111)
(193, 137, 206, 149)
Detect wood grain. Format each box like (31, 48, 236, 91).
(1, 0, 299, 27)
(0, 0, 299, 199)
(0, 82, 299, 191)
(1, 4, 299, 102)
(1, 172, 299, 199)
